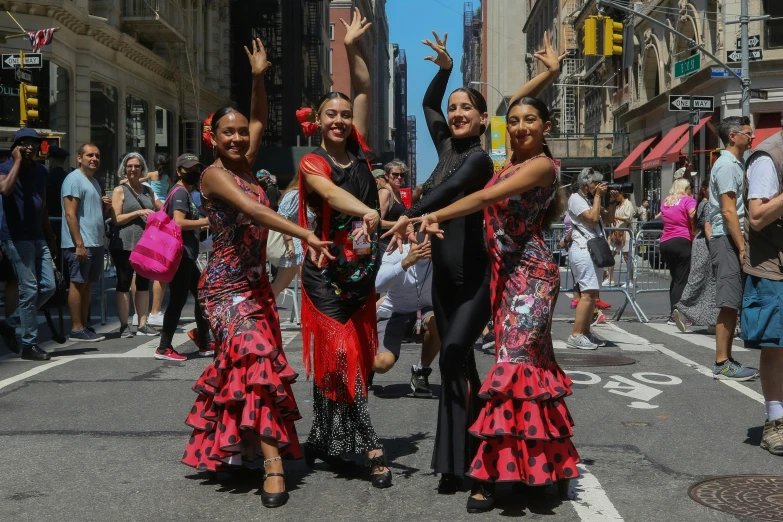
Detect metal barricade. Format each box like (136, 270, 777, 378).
(629, 228, 669, 322)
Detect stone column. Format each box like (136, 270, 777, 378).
(73, 48, 92, 148)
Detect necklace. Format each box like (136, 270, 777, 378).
(326, 151, 353, 168)
(319, 211, 380, 299)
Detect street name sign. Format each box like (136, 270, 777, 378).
(726, 49, 763, 62)
(736, 35, 761, 49)
(14, 67, 32, 84)
(711, 67, 742, 78)
(2, 53, 42, 69)
(674, 54, 700, 79)
(669, 95, 714, 112)
(750, 89, 769, 100)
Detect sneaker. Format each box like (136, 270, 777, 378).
(591, 310, 606, 326)
(199, 343, 216, 357)
(672, 310, 687, 332)
(136, 324, 159, 337)
(760, 417, 783, 456)
(713, 359, 759, 381)
(20, 344, 51, 361)
(188, 327, 216, 356)
(666, 318, 677, 326)
(481, 331, 495, 350)
(119, 324, 135, 338)
(566, 334, 598, 350)
(570, 299, 579, 309)
(595, 299, 611, 310)
(148, 312, 164, 327)
(410, 366, 433, 398)
(0, 320, 20, 354)
(69, 328, 105, 342)
(86, 325, 98, 335)
(588, 332, 607, 347)
(154, 347, 187, 361)
(132, 314, 139, 326)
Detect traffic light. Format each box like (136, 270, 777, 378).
(584, 16, 598, 56)
(19, 83, 39, 126)
(603, 17, 623, 56)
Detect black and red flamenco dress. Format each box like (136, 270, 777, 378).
(182, 169, 301, 471)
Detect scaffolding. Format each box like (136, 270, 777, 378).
(461, 2, 482, 87)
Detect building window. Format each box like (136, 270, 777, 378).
(330, 23, 335, 41)
(764, 0, 783, 48)
(125, 94, 148, 156)
(90, 80, 119, 188)
(155, 106, 174, 153)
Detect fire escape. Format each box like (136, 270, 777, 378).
(304, 0, 325, 107)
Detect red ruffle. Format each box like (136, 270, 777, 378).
(467, 362, 580, 484)
(182, 328, 301, 472)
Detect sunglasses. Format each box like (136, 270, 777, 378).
(389, 172, 404, 178)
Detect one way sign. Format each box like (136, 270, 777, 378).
(669, 95, 714, 112)
(727, 49, 763, 62)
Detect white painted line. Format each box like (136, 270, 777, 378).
(608, 323, 764, 405)
(0, 359, 71, 390)
(0, 318, 121, 362)
(592, 324, 657, 352)
(644, 322, 748, 352)
(120, 322, 197, 357)
(571, 463, 625, 521)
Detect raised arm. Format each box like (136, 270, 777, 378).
(422, 31, 453, 153)
(244, 38, 271, 169)
(341, 9, 373, 139)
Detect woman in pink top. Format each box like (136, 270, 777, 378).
(658, 178, 697, 323)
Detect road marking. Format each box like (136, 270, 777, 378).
(644, 322, 748, 352)
(0, 318, 121, 362)
(571, 463, 625, 521)
(554, 325, 656, 352)
(608, 323, 764, 405)
(120, 322, 197, 357)
(0, 359, 71, 390)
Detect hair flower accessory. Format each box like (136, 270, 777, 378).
(202, 113, 214, 150)
(296, 107, 319, 137)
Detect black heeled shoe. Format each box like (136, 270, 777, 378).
(303, 444, 356, 472)
(557, 478, 571, 500)
(367, 452, 392, 489)
(466, 482, 495, 513)
(261, 473, 289, 508)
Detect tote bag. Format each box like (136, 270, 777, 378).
(266, 229, 286, 266)
(130, 186, 186, 282)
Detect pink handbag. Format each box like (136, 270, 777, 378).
(130, 186, 186, 282)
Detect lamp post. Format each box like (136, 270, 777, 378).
(469, 81, 510, 115)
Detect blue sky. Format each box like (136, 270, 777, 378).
(388, 0, 468, 181)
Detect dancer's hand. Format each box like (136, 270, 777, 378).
(244, 38, 270, 75)
(351, 209, 380, 244)
(341, 8, 372, 46)
(306, 233, 334, 266)
(418, 214, 444, 240)
(422, 31, 452, 69)
(533, 31, 567, 73)
(381, 215, 414, 253)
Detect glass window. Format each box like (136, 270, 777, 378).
(764, 0, 783, 48)
(125, 94, 148, 155)
(155, 106, 174, 153)
(90, 80, 118, 189)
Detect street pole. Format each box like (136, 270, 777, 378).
(740, 0, 751, 118)
(688, 95, 694, 167)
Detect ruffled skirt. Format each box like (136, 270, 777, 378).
(467, 361, 580, 484)
(182, 325, 301, 471)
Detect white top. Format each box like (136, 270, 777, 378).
(376, 244, 433, 317)
(747, 155, 780, 200)
(568, 192, 601, 248)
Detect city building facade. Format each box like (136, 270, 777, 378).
(0, 0, 231, 188)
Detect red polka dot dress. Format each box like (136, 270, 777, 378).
(468, 157, 580, 485)
(182, 168, 301, 472)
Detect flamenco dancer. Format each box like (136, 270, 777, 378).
(181, 39, 331, 508)
(385, 31, 565, 495)
(296, 10, 389, 488)
(417, 91, 580, 513)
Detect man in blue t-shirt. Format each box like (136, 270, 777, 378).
(61, 143, 111, 342)
(0, 128, 58, 361)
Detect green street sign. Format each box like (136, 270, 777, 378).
(674, 54, 700, 79)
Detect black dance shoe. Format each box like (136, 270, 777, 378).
(303, 444, 356, 472)
(21, 344, 51, 361)
(438, 473, 461, 494)
(466, 483, 495, 514)
(261, 473, 289, 508)
(367, 452, 392, 489)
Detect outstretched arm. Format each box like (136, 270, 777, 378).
(421, 31, 453, 153)
(244, 38, 271, 169)
(341, 9, 373, 139)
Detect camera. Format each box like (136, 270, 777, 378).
(606, 182, 633, 193)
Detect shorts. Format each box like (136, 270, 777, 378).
(64, 246, 104, 284)
(741, 275, 783, 348)
(709, 235, 743, 310)
(377, 306, 434, 360)
(569, 245, 603, 292)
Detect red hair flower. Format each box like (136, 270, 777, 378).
(202, 113, 214, 150)
(296, 107, 319, 137)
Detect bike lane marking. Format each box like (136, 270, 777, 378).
(643, 322, 748, 352)
(570, 464, 625, 521)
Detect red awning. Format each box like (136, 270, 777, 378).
(614, 136, 657, 179)
(642, 123, 690, 170)
(664, 116, 713, 164)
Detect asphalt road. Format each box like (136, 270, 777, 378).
(1, 280, 780, 521)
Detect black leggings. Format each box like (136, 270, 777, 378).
(430, 270, 491, 477)
(158, 257, 209, 350)
(110, 249, 150, 292)
(659, 237, 692, 313)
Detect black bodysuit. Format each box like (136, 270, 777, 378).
(404, 65, 494, 477)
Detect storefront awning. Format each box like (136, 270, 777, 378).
(614, 136, 657, 179)
(664, 116, 713, 164)
(753, 127, 783, 148)
(641, 123, 690, 170)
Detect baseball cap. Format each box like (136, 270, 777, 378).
(176, 153, 203, 170)
(256, 169, 271, 178)
(372, 169, 386, 179)
(11, 128, 42, 150)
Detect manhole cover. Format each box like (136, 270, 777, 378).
(557, 352, 635, 367)
(688, 475, 783, 521)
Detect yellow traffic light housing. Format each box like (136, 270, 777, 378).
(603, 17, 623, 56)
(584, 16, 598, 56)
(19, 83, 39, 126)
